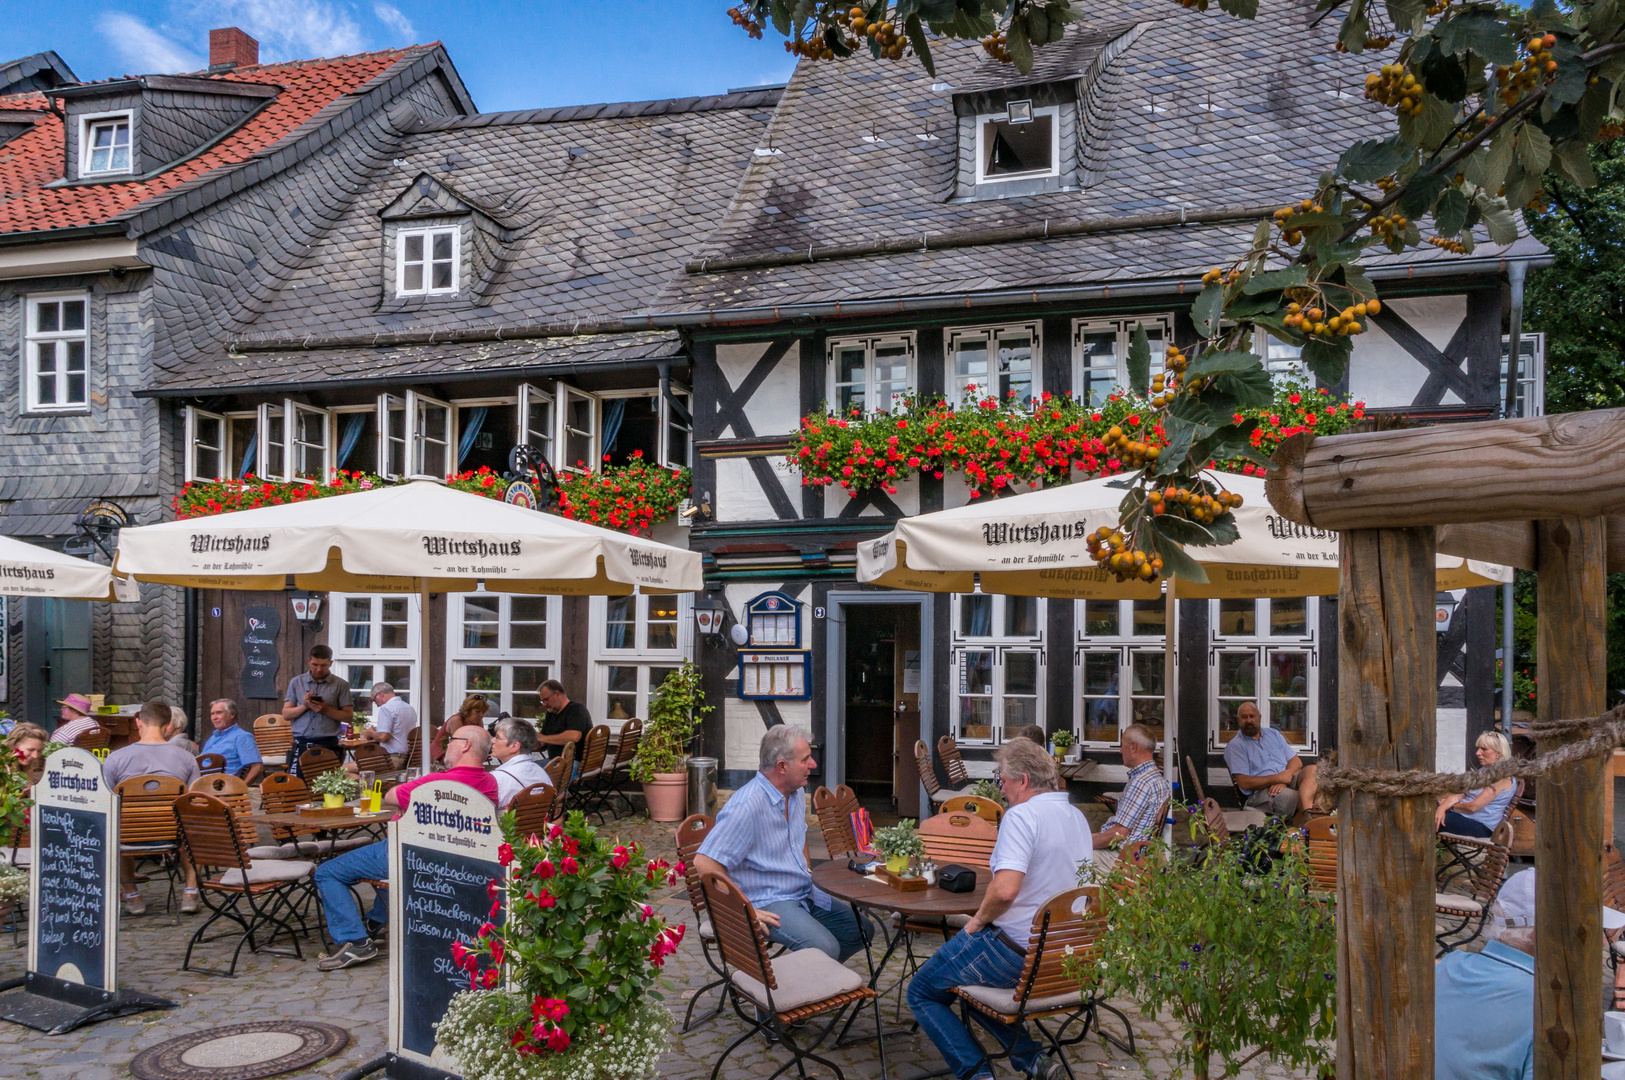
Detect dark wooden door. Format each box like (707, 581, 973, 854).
(844, 606, 898, 799)
(894, 604, 921, 818)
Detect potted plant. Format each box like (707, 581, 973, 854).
(0, 753, 30, 927)
(437, 811, 682, 1078)
(872, 819, 925, 876)
(1050, 729, 1075, 761)
(628, 662, 711, 822)
(970, 779, 1007, 807)
(311, 770, 360, 808)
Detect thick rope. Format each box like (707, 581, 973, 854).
(1316, 703, 1625, 799)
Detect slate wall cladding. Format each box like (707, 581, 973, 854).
(138, 90, 264, 168)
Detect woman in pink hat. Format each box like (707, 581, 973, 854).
(53, 694, 102, 746)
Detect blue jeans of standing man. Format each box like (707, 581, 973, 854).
(907, 927, 1042, 1080)
(760, 896, 870, 962)
(314, 840, 388, 945)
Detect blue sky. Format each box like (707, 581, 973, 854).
(1, 1, 797, 111)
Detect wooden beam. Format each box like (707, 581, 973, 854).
(1433, 515, 1625, 572)
(1336, 527, 1436, 1080)
(1534, 516, 1608, 1080)
(1266, 410, 1625, 531)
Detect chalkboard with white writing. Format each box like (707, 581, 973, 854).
(388, 779, 503, 1065)
(240, 605, 281, 701)
(29, 748, 118, 991)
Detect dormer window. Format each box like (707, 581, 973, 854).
(81, 113, 131, 176)
(975, 102, 1058, 184)
(397, 226, 459, 295)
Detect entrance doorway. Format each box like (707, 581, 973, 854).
(828, 596, 928, 819)
(23, 597, 91, 728)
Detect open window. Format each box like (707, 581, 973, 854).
(975, 102, 1060, 184)
(227, 412, 257, 478)
(378, 394, 407, 479)
(185, 407, 227, 482)
(661, 383, 693, 468)
(518, 384, 556, 469)
(452, 398, 517, 475)
(405, 391, 452, 479)
(256, 402, 288, 481)
(558, 384, 599, 473)
(332, 407, 380, 475)
(290, 404, 330, 482)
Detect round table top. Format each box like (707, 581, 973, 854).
(811, 860, 987, 918)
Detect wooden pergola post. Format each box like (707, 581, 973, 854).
(1534, 516, 1608, 1078)
(1336, 527, 1437, 1080)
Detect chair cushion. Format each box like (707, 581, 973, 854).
(698, 914, 714, 941)
(730, 948, 863, 1013)
(956, 983, 1084, 1017)
(1434, 892, 1484, 914)
(246, 844, 297, 860)
(217, 859, 315, 886)
(579, 768, 603, 782)
(930, 786, 977, 803)
(120, 841, 176, 853)
(1613, 939, 1625, 958)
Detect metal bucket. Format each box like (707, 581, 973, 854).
(687, 756, 719, 817)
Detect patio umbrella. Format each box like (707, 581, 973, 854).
(0, 534, 137, 601)
(857, 472, 1512, 809)
(111, 480, 704, 769)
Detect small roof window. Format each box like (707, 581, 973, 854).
(975, 101, 1059, 184)
(81, 113, 132, 176)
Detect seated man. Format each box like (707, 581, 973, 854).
(359, 682, 414, 769)
(53, 694, 103, 747)
(694, 725, 869, 962)
(200, 698, 262, 784)
(313, 726, 498, 971)
(908, 737, 1092, 1080)
(1435, 868, 1625, 1079)
(490, 716, 551, 809)
(1222, 701, 1319, 822)
(103, 701, 201, 915)
(1091, 723, 1170, 872)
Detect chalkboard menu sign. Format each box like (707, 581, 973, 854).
(28, 747, 118, 991)
(388, 780, 503, 1065)
(240, 605, 281, 700)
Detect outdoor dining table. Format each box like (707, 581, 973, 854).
(1057, 759, 1098, 783)
(243, 804, 396, 829)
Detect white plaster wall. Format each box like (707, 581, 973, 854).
(715, 456, 801, 523)
(717, 341, 801, 438)
(723, 684, 814, 770)
(824, 474, 920, 517)
(1347, 295, 1468, 408)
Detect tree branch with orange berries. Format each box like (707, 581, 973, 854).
(728, 0, 1625, 584)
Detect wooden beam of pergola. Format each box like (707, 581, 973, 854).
(1438, 517, 1625, 573)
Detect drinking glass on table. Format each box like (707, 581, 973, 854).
(360, 769, 376, 793)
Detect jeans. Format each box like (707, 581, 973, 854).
(1441, 810, 1493, 838)
(908, 927, 1042, 1080)
(760, 897, 870, 962)
(292, 734, 342, 779)
(314, 839, 388, 945)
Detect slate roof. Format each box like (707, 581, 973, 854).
(0, 51, 78, 96)
(0, 46, 439, 236)
(646, 0, 1545, 316)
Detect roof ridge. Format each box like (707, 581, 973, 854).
(416, 87, 783, 128)
(218, 43, 432, 78)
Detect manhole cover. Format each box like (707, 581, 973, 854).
(129, 1021, 350, 1080)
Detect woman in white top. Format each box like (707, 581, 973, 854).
(489, 716, 551, 809)
(1435, 731, 1516, 838)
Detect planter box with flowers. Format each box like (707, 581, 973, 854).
(310, 770, 360, 808)
(435, 811, 686, 1080)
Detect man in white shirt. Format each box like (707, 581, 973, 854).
(358, 682, 415, 769)
(907, 737, 1092, 1080)
(490, 716, 551, 809)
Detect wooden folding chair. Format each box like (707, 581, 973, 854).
(813, 785, 862, 859)
(1606, 842, 1625, 978)
(70, 725, 109, 751)
(297, 746, 343, 784)
(568, 725, 613, 822)
(1435, 825, 1512, 956)
(405, 726, 424, 767)
(349, 742, 392, 774)
(936, 735, 972, 788)
(1303, 815, 1339, 896)
(116, 774, 186, 917)
(674, 814, 727, 1031)
(252, 714, 293, 772)
(545, 741, 576, 821)
(701, 870, 884, 1080)
(915, 740, 972, 806)
(951, 886, 1136, 1072)
(920, 810, 999, 870)
(507, 783, 556, 842)
(2, 820, 29, 945)
(940, 795, 1004, 825)
(1438, 779, 1523, 889)
(174, 792, 313, 977)
(601, 718, 642, 818)
(196, 752, 227, 776)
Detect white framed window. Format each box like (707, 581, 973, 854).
(518, 384, 555, 468)
(396, 225, 459, 295)
(185, 406, 227, 482)
(332, 593, 420, 712)
(596, 664, 684, 726)
(405, 390, 452, 479)
(947, 323, 1039, 406)
(332, 406, 380, 475)
(451, 396, 517, 475)
(451, 593, 561, 721)
(662, 383, 693, 468)
(559, 383, 599, 473)
(950, 592, 1044, 746)
(829, 334, 915, 414)
(1260, 332, 1305, 380)
(225, 412, 257, 478)
(1208, 597, 1319, 753)
(590, 591, 693, 727)
(291, 403, 330, 482)
(1071, 316, 1174, 407)
(256, 402, 288, 480)
(1502, 332, 1545, 418)
(378, 394, 407, 479)
(974, 103, 1060, 184)
(1074, 598, 1168, 746)
(598, 388, 695, 469)
(23, 293, 88, 412)
(80, 113, 132, 176)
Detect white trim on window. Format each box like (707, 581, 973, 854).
(378, 394, 407, 479)
(449, 396, 516, 474)
(255, 401, 288, 480)
(518, 384, 556, 469)
(1072, 598, 1171, 747)
(950, 592, 1046, 747)
(1502, 331, 1546, 418)
(395, 225, 459, 295)
(828, 333, 916, 415)
(79, 111, 132, 176)
(1070, 316, 1174, 406)
(225, 411, 257, 479)
(661, 381, 693, 469)
(405, 390, 453, 479)
(558, 383, 600, 473)
(589, 592, 692, 726)
(185, 406, 228, 482)
(450, 592, 561, 722)
(22, 292, 89, 413)
(973, 104, 1060, 185)
(1206, 597, 1320, 754)
(290, 403, 331, 482)
(946, 322, 1040, 407)
(332, 592, 421, 713)
(330, 405, 378, 476)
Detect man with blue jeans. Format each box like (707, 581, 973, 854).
(694, 725, 869, 962)
(908, 737, 1093, 1080)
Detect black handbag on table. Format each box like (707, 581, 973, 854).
(937, 864, 976, 893)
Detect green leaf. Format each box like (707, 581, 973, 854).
(1210, 367, 1274, 410)
(1553, 139, 1599, 187)
(1006, 13, 1033, 73)
(1433, 11, 1517, 65)
(1385, 0, 1426, 33)
(1477, 195, 1519, 245)
(1225, 292, 1283, 320)
(1140, 524, 1209, 583)
(1517, 125, 1553, 175)
(1482, 131, 1516, 193)
(1186, 350, 1262, 379)
(1398, 92, 1455, 148)
(1547, 40, 1588, 106)
(1300, 337, 1352, 385)
(1434, 186, 1470, 236)
(1338, 136, 1411, 182)
(1192, 282, 1224, 338)
(903, 13, 934, 77)
(1241, 266, 1310, 295)
(1155, 511, 1242, 548)
(1338, 2, 1369, 55)
(769, 0, 792, 36)
(1218, 0, 1259, 16)
(1127, 324, 1151, 395)
(1155, 418, 1197, 477)
(1397, 172, 1448, 218)
(1415, 49, 1468, 103)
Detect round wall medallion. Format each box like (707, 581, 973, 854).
(129, 1021, 351, 1080)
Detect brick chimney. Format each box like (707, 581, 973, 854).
(208, 27, 259, 72)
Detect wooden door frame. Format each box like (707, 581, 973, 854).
(822, 591, 934, 808)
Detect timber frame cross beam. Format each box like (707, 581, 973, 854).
(1266, 406, 1619, 1080)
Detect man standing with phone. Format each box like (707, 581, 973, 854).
(282, 644, 354, 777)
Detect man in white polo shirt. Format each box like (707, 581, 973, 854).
(907, 737, 1092, 1080)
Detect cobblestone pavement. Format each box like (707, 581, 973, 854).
(0, 807, 1315, 1079)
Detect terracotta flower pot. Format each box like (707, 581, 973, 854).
(642, 772, 688, 822)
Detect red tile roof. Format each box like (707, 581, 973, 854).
(0, 47, 430, 236)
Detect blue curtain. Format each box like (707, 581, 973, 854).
(336, 413, 367, 469)
(605, 596, 632, 648)
(601, 398, 627, 459)
(965, 595, 992, 636)
(457, 406, 488, 466)
(238, 434, 257, 478)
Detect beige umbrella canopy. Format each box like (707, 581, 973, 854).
(0, 534, 137, 601)
(112, 480, 704, 769)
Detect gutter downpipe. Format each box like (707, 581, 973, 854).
(1501, 260, 1529, 731)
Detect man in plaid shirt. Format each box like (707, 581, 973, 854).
(1092, 724, 1170, 872)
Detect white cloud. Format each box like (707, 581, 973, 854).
(98, 12, 207, 74)
(187, 0, 367, 62)
(372, 2, 415, 41)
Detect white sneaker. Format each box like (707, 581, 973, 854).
(181, 889, 200, 914)
(122, 889, 147, 916)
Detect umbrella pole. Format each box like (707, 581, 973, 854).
(1163, 578, 1177, 844)
(420, 578, 433, 775)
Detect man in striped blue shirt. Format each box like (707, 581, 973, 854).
(694, 725, 869, 962)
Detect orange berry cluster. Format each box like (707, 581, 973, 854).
(1200, 266, 1242, 286)
(1272, 198, 1324, 246)
(1149, 371, 1176, 408)
(1369, 212, 1409, 241)
(1151, 485, 1243, 524)
(982, 30, 1011, 62)
(852, 7, 907, 59)
(1336, 34, 1395, 53)
(1284, 298, 1380, 339)
(1597, 122, 1625, 141)
(1425, 0, 1452, 14)
(1103, 425, 1161, 469)
(726, 6, 764, 39)
(1087, 527, 1163, 583)
(1366, 65, 1426, 116)
(1427, 236, 1470, 254)
(1495, 34, 1558, 107)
